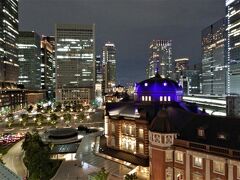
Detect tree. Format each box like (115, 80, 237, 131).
(27, 105, 33, 113)
(63, 113, 72, 126)
(50, 113, 58, 126)
(91, 167, 109, 180)
(78, 112, 85, 122)
(20, 114, 29, 127)
(35, 114, 45, 127)
(6, 113, 14, 128)
(22, 132, 52, 180)
(125, 173, 138, 180)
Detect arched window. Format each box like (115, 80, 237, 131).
(168, 96, 171, 101)
(160, 96, 163, 101)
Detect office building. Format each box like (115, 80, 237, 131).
(55, 24, 95, 104)
(226, 0, 240, 95)
(0, 0, 19, 88)
(17, 31, 41, 90)
(41, 36, 54, 99)
(148, 40, 173, 78)
(201, 18, 226, 95)
(175, 58, 189, 80)
(103, 72, 240, 180)
(102, 42, 116, 93)
(0, 0, 27, 113)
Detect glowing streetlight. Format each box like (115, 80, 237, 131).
(60, 116, 64, 120)
(47, 117, 50, 121)
(19, 118, 22, 122)
(74, 116, 77, 120)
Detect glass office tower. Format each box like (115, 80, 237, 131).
(148, 40, 173, 78)
(55, 24, 95, 104)
(226, 0, 240, 95)
(201, 18, 226, 95)
(102, 42, 116, 93)
(17, 31, 41, 90)
(0, 0, 19, 87)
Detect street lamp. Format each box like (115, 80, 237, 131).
(19, 118, 22, 122)
(47, 117, 50, 121)
(60, 116, 64, 121)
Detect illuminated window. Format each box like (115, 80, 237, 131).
(175, 151, 184, 163)
(193, 156, 203, 168)
(160, 96, 163, 101)
(142, 96, 145, 101)
(111, 123, 115, 133)
(139, 143, 144, 154)
(139, 129, 144, 139)
(218, 133, 227, 140)
(197, 128, 205, 137)
(213, 161, 225, 175)
(164, 96, 167, 101)
(165, 151, 173, 162)
(149, 96, 152, 101)
(168, 96, 171, 101)
(144, 83, 148, 87)
(166, 167, 173, 180)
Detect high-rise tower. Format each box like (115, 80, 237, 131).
(148, 40, 173, 78)
(55, 24, 95, 104)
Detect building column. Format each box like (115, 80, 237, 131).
(205, 159, 210, 180)
(185, 153, 190, 180)
(228, 164, 233, 180)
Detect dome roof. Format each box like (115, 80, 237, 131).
(135, 73, 183, 94)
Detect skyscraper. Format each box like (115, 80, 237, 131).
(55, 24, 95, 104)
(175, 58, 189, 81)
(148, 40, 173, 78)
(226, 0, 240, 95)
(17, 31, 41, 90)
(102, 42, 116, 93)
(41, 36, 55, 99)
(0, 0, 19, 87)
(201, 18, 226, 95)
(0, 0, 26, 113)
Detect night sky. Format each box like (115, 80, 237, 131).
(19, 0, 225, 85)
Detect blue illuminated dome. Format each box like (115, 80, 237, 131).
(134, 73, 183, 102)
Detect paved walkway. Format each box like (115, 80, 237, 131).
(53, 132, 133, 180)
(2, 140, 27, 179)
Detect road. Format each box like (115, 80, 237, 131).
(2, 140, 27, 179)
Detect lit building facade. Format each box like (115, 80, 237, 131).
(41, 36, 54, 99)
(226, 0, 240, 95)
(102, 42, 116, 93)
(104, 73, 240, 179)
(55, 24, 95, 104)
(201, 18, 226, 95)
(148, 40, 173, 78)
(17, 31, 41, 90)
(175, 58, 189, 81)
(0, 0, 19, 88)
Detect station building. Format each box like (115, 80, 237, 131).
(105, 73, 240, 180)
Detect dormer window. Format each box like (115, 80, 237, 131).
(160, 96, 163, 101)
(168, 96, 171, 101)
(218, 133, 227, 140)
(164, 82, 167, 86)
(197, 128, 205, 137)
(144, 83, 148, 87)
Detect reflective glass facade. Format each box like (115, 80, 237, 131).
(17, 31, 41, 90)
(55, 24, 95, 103)
(201, 18, 226, 95)
(102, 42, 116, 93)
(0, 0, 19, 87)
(41, 36, 54, 99)
(148, 40, 173, 78)
(226, 0, 240, 94)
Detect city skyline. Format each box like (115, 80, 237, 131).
(19, 0, 225, 85)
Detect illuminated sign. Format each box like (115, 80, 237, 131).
(226, 0, 236, 6)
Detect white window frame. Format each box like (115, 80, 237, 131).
(192, 156, 203, 169)
(213, 161, 225, 175)
(175, 151, 184, 164)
